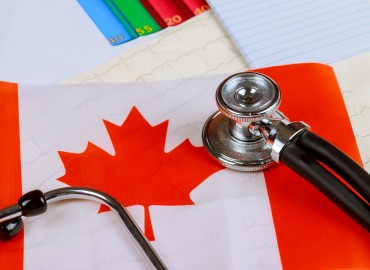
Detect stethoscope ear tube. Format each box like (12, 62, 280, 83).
(296, 130, 370, 203)
(280, 139, 370, 232)
(0, 188, 168, 270)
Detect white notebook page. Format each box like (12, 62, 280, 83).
(207, 0, 370, 67)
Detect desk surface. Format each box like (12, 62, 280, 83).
(0, 1, 246, 84)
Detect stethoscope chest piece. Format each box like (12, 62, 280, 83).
(202, 72, 284, 171)
(202, 71, 370, 232)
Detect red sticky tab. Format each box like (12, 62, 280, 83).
(181, 0, 210, 15)
(253, 64, 370, 269)
(0, 82, 23, 270)
(139, 0, 168, 29)
(143, 0, 193, 26)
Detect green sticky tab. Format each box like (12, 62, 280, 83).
(103, 0, 139, 38)
(112, 0, 162, 36)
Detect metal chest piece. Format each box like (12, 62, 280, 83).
(202, 72, 283, 171)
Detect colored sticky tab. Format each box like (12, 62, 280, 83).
(78, 0, 138, 46)
(143, 0, 193, 26)
(103, 0, 139, 38)
(139, 0, 168, 29)
(112, 0, 163, 36)
(181, 0, 210, 15)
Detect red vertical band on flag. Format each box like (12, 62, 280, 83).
(0, 82, 23, 269)
(254, 64, 370, 269)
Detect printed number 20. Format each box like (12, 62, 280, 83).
(164, 15, 182, 26)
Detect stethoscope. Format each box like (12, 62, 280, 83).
(0, 72, 369, 270)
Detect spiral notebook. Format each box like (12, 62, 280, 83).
(207, 0, 370, 68)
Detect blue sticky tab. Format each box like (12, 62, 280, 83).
(78, 0, 138, 46)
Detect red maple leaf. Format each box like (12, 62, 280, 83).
(58, 107, 222, 240)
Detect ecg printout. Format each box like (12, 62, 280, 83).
(207, 0, 370, 68)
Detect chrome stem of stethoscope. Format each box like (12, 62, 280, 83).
(248, 118, 309, 162)
(0, 187, 167, 270)
(203, 71, 370, 231)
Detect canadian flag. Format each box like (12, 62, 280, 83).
(0, 63, 369, 270)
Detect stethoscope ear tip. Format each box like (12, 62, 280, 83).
(0, 189, 47, 242)
(0, 216, 23, 241)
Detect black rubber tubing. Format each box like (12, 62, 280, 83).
(297, 130, 370, 203)
(280, 142, 370, 232)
